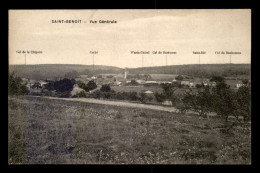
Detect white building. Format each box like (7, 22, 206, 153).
(91, 76, 97, 80)
(146, 81, 157, 84)
(144, 90, 153, 94)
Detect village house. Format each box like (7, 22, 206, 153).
(181, 80, 190, 86)
(189, 82, 195, 88)
(236, 82, 246, 88)
(91, 76, 97, 80)
(145, 81, 157, 84)
(144, 90, 153, 94)
(39, 80, 48, 88)
(162, 100, 173, 106)
(136, 79, 146, 84)
(115, 80, 122, 86)
(159, 81, 172, 84)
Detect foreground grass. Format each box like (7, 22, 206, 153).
(8, 96, 251, 164)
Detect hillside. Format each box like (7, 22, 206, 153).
(9, 63, 251, 80)
(128, 64, 251, 78)
(9, 64, 123, 80)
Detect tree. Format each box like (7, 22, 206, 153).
(127, 92, 138, 101)
(155, 92, 165, 103)
(175, 75, 184, 81)
(31, 82, 42, 89)
(87, 80, 97, 90)
(44, 81, 55, 91)
(8, 72, 28, 95)
(139, 93, 148, 103)
(210, 76, 225, 84)
(211, 79, 238, 121)
(76, 91, 87, 98)
(236, 84, 251, 121)
(130, 80, 138, 85)
(100, 84, 111, 92)
(53, 78, 74, 92)
(155, 84, 177, 105)
(77, 81, 89, 92)
(181, 86, 213, 118)
(143, 74, 152, 81)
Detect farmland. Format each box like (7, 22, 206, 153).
(8, 96, 251, 164)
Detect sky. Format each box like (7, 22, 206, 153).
(9, 9, 251, 68)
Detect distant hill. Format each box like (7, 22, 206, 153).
(128, 64, 251, 78)
(9, 64, 123, 80)
(9, 63, 251, 80)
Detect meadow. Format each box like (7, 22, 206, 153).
(8, 96, 251, 164)
(149, 74, 178, 81)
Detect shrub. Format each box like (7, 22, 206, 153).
(87, 80, 97, 90)
(100, 84, 111, 92)
(236, 84, 251, 121)
(139, 93, 148, 103)
(77, 81, 89, 92)
(31, 82, 42, 89)
(76, 91, 87, 98)
(91, 90, 101, 99)
(53, 78, 74, 92)
(181, 86, 212, 118)
(155, 92, 165, 103)
(211, 81, 238, 121)
(127, 92, 138, 101)
(8, 72, 29, 95)
(175, 75, 184, 81)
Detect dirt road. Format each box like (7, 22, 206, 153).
(33, 96, 179, 113)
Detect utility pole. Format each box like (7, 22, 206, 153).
(93, 54, 94, 71)
(90, 51, 98, 74)
(199, 55, 200, 71)
(142, 55, 144, 67)
(229, 54, 232, 70)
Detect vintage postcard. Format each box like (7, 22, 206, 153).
(8, 9, 251, 164)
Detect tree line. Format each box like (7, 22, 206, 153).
(155, 76, 251, 122)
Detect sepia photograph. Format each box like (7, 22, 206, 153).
(8, 9, 251, 164)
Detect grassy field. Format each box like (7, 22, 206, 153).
(112, 86, 163, 94)
(149, 74, 178, 81)
(8, 96, 251, 164)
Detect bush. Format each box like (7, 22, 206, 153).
(139, 93, 148, 103)
(53, 78, 74, 92)
(8, 72, 29, 95)
(76, 91, 87, 98)
(155, 92, 165, 103)
(31, 82, 42, 89)
(236, 84, 251, 121)
(77, 81, 89, 92)
(87, 80, 97, 90)
(100, 84, 111, 92)
(175, 75, 184, 81)
(56, 91, 72, 98)
(43, 81, 55, 91)
(181, 86, 213, 118)
(91, 90, 101, 99)
(211, 81, 238, 121)
(127, 92, 138, 101)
